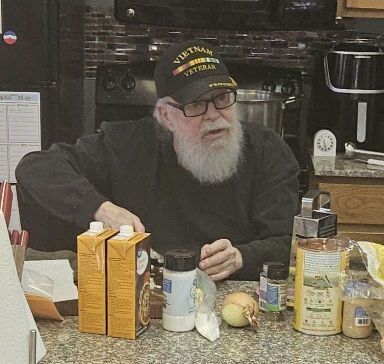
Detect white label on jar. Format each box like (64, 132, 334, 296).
(163, 273, 196, 316)
(354, 307, 371, 327)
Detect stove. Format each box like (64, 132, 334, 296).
(95, 61, 310, 197)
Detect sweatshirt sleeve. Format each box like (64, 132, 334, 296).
(233, 130, 300, 280)
(15, 131, 110, 230)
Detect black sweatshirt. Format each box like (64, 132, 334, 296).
(15, 117, 299, 280)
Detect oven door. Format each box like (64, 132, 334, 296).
(114, 0, 275, 30)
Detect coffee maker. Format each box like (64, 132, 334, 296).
(310, 38, 384, 152)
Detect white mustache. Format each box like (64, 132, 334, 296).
(199, 118, 232, 136)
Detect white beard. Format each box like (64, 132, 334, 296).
(173, 116, 244, 184)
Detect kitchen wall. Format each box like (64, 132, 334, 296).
(80, 1, 382, 135)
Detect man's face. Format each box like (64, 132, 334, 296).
(167, 89, 238, 147)
(163, 89, 244, 184)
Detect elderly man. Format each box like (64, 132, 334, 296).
(16, 40, 299, 281)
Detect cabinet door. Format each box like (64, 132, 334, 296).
(318, 182, 384, 242)
(318, 183, 384, 225)
(346, 0, 384, 10)
(338, 0, 384, 17)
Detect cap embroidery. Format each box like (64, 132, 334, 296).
(208, 77, 238, 89)
(172, 57, 219, 76)
(173, 46, 214, 64)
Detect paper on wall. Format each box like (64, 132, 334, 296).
(0, 211, 46, 363)
(0, 92, 41, 183)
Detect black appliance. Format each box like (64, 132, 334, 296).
(273, 0, 338, 30)
(114, 0, 337, 30)
(95, 62, 157, 129)
(0, 0, 85, 148)
(96, 62, 310, 198)
(1, 0, 86, 252)
(310, 38, 384, 152)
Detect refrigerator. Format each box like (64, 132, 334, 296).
(0, 0, 85, 245)
(0, 0, 85, 152)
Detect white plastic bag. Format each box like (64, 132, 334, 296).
(195, 269, 221, 342)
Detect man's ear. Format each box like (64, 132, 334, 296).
(157, 103, 175, 132)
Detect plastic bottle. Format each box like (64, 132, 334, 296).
(162, 249, 197, 332)
(265, 265, 289, 321)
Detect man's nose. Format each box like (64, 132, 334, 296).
(203, 100, 220, 120)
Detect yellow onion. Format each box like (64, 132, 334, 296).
(221, 292, 259, 328)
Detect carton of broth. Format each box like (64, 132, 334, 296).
(107, 225, 151, 339)
(77, 222, 118, 334)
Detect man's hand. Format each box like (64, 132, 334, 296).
(94, 201, 145, 232)
(199, 239, 243, 281)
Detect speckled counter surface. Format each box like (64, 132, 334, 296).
(37, 281, 383, 364)
(312, 155, 384, 178)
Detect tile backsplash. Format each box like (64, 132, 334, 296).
(84, 6, 354, 79)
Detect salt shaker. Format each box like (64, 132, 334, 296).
(162, 249, 197, 332)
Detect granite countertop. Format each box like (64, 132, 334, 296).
(37, 280, 383, 364)
(312, 154, 384, 178)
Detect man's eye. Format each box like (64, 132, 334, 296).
(216, 93, 229, 103)
(188, 101, 205, 109)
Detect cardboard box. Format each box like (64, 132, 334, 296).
(77, 226, 118, 334)
(107, 232, 151, 339)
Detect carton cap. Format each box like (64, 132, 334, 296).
(120, 225, 134, 237)
(89, 221, 104, 233)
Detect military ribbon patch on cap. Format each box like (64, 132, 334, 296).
(172, 57, 220, 76)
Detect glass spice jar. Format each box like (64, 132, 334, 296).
(265, 265, 289, 322)
(342, 281, 373, 339)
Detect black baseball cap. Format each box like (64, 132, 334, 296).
(154, 40, 238, 104)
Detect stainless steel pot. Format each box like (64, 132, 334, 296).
(236, 89, 296, 136)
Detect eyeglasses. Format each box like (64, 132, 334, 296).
(167, 90, 237, 117)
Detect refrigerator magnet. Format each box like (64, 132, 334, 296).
(3, 31, 17, 45)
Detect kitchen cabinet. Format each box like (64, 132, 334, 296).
(337, 0, 384, 18)
(311, 156, 384, 243)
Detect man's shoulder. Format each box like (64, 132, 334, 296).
(243, 122, 282, 146)
(97, 117, 158, 155)
(242, 123, 297, 165)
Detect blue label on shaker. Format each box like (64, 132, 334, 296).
(163, 278, 172, 293)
